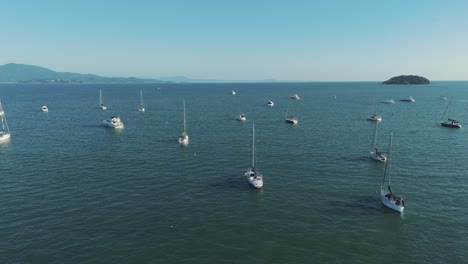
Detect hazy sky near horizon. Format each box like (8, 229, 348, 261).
(1, 0, 468, 81)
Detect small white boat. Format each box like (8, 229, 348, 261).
(369, 121, 386, 162)
(99, 89, 107, 110)
(440, 99, 462, 128)
(0, 99, 11, 142)
(381, 99, 395, 104)
(290, 94, 300, 100)
(331, 95, 337, 99)
(178, 100, 189, 144)
(285, 100, 298, 124)
(239, 113, 247, 121)
(138, 89, 145, 112)
(380, 132, 405, 213)
(267, 100, 274, 107)
(367, 113, 382, 122)
(41, 106, 49, 112)
(245, 123, 263, 189)
(440, 96, 448, 100)
(232, 90, 236, 95)
(400, 96, 415, 102)
(103, 116, 124, 128)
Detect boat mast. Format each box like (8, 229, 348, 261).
(252, 123, 255, 169)
(371, 121, 379, 150)
(285, 99, 291, 119)
(382, 132, 393, 190)
(183, 99, 186, 134)
(441, 98, 451, 121)
(140, 89, 144, 106)
(99, 89, 103, 105)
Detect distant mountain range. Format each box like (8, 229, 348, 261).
(0, 63, 217, 83)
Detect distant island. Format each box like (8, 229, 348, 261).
(382, 75, 430, 85)
(0, 63, 217, 84)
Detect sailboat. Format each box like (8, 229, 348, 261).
(99, 89, 107, 110)
(369, 121, 387, 162)
(245, 123, 263, 189)
(368, 95, 382, 122)
(380, 132, 405, 213)
(285, 99, 298, 124)
(0, 99, 11, 142)
(178, 100, 189, 144)
(138, 89, 145, 112)
(440, 98, 461, 128)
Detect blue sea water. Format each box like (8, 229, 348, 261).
(0, 82, 467, 263)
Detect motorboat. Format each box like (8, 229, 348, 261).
(400, 96, 415, 102)
(103, 116, 124, 128)
(232, 90, 236, 95)
(440, 96, 448, 100)
(267, 100, 274, 107)
(42, 106, 49, 112)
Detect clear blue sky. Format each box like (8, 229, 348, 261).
(1, 0, 468, 81)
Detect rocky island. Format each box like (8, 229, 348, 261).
(382, 75, 430, 85)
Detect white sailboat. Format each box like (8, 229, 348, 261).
(138, 89, 145, 112)
(368, 95, 382, 122)
(99, 89, 107, 110)
(380, 132, 405, 213)
(285, 99, 298, 124)
(369, 121, 386, 162)
(0, 99, 11, 141)
(440, 99, 461, 128)
(178, 100, 189, 144)
(245, 123, 263, 189)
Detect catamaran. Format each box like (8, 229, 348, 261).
(99, 89, 107, 110)
(369, 121, 386, 162)
(138, 89, 145, 112)
(178, 100, 189, 144)
(380, 132, 405, 213)
(245, 123, 263, 189)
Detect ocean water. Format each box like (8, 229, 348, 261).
(0, 82, 467, 263)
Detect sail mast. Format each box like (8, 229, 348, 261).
(140, 89, 144, 106)
(441, 98, 451, 121)
(183, 99, 186, 133)
(371, 121, 379, 150)
(252, 123, 255, 168)
(285, 100, 291, 119)
(99, 89, 103, 105)
(382, 132, 393, 188)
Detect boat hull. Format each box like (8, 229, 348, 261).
(441, 122, 461, 128)
(285, 118, 298, 124)
(380, 188, 404, 213)
(367, 115, 382, 122)
(0, 133, 11, 141)
(370, 151, 387, 162)
(245, 171, 263, 189)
